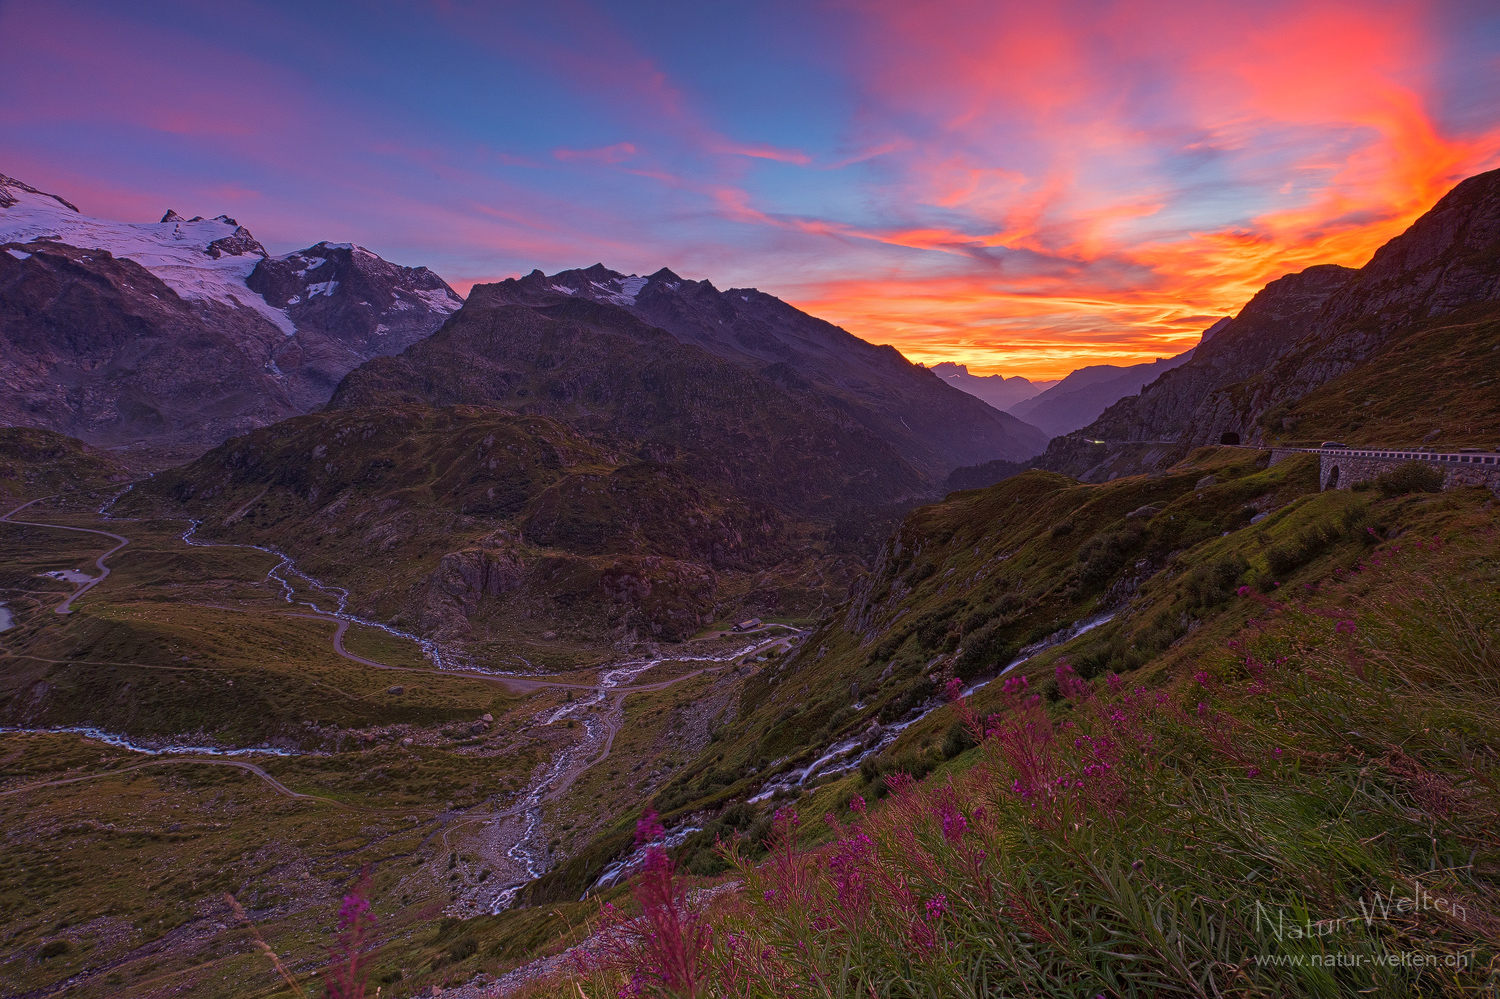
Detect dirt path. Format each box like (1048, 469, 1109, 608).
(0, 756, 348, 805)
(0, 497, 130, 614)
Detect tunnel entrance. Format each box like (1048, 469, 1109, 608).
(1326, 465, 1340, 490)
(1220, 432, 1241, 446)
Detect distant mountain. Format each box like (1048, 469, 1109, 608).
(0, 173, 461, 465)
(478, 265, 1049, 478)
(928, 362, 1055, 412)
(1007, 348, 1201, 438)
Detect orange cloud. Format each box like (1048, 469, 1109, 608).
(766, 0, 1500, 379)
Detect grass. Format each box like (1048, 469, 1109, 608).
(0, 490, 786, 998)
(1261, 300, 1500, 450)
(547, 517, 1500, 997)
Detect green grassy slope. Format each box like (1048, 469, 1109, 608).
(123, 406, 840, 646)
(1260, 300, 1500, 449)
(0, 426, 130, 506)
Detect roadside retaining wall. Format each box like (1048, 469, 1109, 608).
(1269, 447, 1500, 495)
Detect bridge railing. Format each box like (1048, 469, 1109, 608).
(1280, 448, 1500, 466)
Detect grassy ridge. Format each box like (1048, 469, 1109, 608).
(550, 503, 1500, 997)
(123, 406, 845, 644)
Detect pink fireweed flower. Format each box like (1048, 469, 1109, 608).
(337, 892, 370, 930)
(943, 677, 965, 701)
(1194, 670, 1212, 687)
(938, 803, 968, 843)
(1335, 619, 1357, 635)
(1054, 662, 1092, 701)
(925, 894, 948, 920)
(635, 808, 665, 846)
(1237, 585, 1253, 597)
(849, 795, 866, 815)
(326, 867, 375, 999)
(828, 832, 874, 909)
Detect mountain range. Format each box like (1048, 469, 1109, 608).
(928, 362, 1055, 411)
(4, 163, 1500, 999)
(1004, 345, 1205, 437)
(0, 174, 462, 465)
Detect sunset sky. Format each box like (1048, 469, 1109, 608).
(3, 0, 1498, 378)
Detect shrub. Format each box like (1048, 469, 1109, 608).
(1376, 460, 1445, 497)
(940, 720, 976, 758)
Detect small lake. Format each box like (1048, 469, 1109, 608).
(0, 602, 12, 632)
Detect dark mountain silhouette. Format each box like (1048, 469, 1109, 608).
(478, 265, 1048, 478)
(1008, 348, 1201, 438)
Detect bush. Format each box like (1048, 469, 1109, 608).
(1376, 460, 1445, 497)
(941, 720, 977, 758)
(953, 620, 1017, 680)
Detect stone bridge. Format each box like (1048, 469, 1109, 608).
(1269, 446, 1500, 494)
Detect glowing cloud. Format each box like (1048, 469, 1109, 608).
(2, 0, 1496, 379)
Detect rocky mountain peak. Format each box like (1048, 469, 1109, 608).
(0, 173, 80, 213)
(1313, 166, 1500, 334)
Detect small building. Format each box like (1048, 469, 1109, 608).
(732, 617, 762, 632)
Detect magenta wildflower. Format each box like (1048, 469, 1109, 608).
(1247, 766, 1261, 778)
(1194, 670, 1212, 687)
(1335, 619, 1357, 635)
(925, 894, 948, 920)
(635, 808, 665, 846)
(325, 866, 375, 999)
(943, 677, 965, 701)
(1054, 662, 1092, 700)
(1237, 585, 1253, 597)
(849, 795, 867, 815)
(938, 803, 968, 843)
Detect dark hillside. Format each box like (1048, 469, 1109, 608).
(0, 426, 130, 504)
(479, 265, 1049, 476)
(328, 297, 928, 516)
(129, 406, 849, 644)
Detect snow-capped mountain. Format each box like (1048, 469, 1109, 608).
(0, 173, 462, 464)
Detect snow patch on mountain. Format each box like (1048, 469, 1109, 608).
(0, 179, 296, 335)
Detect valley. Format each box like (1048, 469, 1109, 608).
(1, 157, 1498, 998)
(0, 485, 805, 997)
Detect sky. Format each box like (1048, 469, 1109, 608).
(2, 0, 1498, 379)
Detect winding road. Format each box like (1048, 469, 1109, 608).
(0, 756, 345, 804)
(1, 497, 129, 614)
